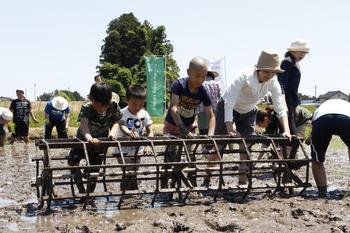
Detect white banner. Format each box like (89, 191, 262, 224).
(208, 57, 226, 93)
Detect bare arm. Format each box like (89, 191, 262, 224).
(30, 111, 38, 123)
(79, 118, 99, 143)
(278, 115, 291, 140)
(108, 122, 119, 140)
(145, 125, 154, 137)
(204, 106, 215, 136)
(170, 93, 185, 127)
(64, 112, 70, 128)
(169, 93, 192, 137)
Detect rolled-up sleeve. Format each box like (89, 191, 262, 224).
(223, 74, 244, 122)
(270, 78, 287, 118)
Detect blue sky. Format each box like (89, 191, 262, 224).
(1, 0, 349, 100)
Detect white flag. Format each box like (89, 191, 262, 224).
(208, 57, 226, 93)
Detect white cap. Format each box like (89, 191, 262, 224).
(1, 108, 13, 121)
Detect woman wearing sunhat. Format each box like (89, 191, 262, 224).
(44, 96, 70, 139)
(215, 50, 291, 184)
(278, 39, 310, 135)
(0, 108, 13, 147)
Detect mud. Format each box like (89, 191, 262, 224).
(0, 141, 350, 233)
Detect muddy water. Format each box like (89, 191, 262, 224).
(0, 141, 350, 233)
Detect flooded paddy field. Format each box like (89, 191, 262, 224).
(0, 138, 350, 233)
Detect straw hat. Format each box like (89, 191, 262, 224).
(255, 50, 284, 73)
(1, 108, 13, 121)
(287, 39, 310, 53)
(52, 96, 69, 111)
(207, 66, 219, 79)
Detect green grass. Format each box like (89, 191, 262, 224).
(151, 116, 165, 124)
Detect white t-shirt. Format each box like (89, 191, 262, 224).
(312, 99, 350, 121)
(115, 107, 153, 155)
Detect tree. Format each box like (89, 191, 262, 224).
(37, 90, 85, 101)
(98, 13, 179, 107)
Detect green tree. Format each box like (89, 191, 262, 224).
(98, 12, 179, 108)
(37, 90, 84, 101)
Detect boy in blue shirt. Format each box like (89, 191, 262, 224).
(162, 57, 216, 187)
(44, 96, 70, 139)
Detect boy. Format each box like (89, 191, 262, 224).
(0, 108, 13, 147)
(44, 96, 70, 139)
(215, 50, 291, 184)
(9, 88, 38, 144)
(68, 83, 122, 195)
(115, 85, 154, 190)
(309, 99, 350, 198)
(162, 56, 216, 187)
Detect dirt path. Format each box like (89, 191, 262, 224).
(0, 142, 349, 233)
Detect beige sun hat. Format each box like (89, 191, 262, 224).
(1, 108, 13, 121)
(287, 39, 310, 53)
(52, 96, 69, 111)
(255, 50, 284, 73)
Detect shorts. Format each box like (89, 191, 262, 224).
(12, 122, 29, 137)
(68, 147, 106, 166)
(311, 114, 350, 163)
(163, 121, 196, 137)
(215, 98, 256, 137)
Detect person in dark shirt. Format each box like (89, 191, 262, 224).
(278, 39, 310, 134)
(162, 57, 216, 187)
(68, 83, 122, 195)
(9, 88, 38, 144)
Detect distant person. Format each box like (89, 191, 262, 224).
(94, 74, 102, 83)
(197, 67, 221, 135)
(309, 99, 350, 198)
(94, 73, 120, 104)
(9, 88, 38, 144)
(278, 39, 310, 134)
(68, 83, 122, 196)
(215, 50, 291, 185)
(114, 85, 154, 190)
(0, 108, 13, 147)
(44, 96, 71, 139)
(162, 56, 216, 187)
(256, 105, 312, 138)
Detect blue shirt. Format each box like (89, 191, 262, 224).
(165, 77, 212, 126)
(45, 101, 70, 121)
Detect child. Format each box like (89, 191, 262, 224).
(215, 50, 291, 185)
(0, 108, 13, 147)
(68, 83, 122, 195)
(44, 96, 70, 139)
(256, 105, 312, 137)
(9, 88, 38, 144)
(162, 56, 216, 187)
(115, 85, 154, 190)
